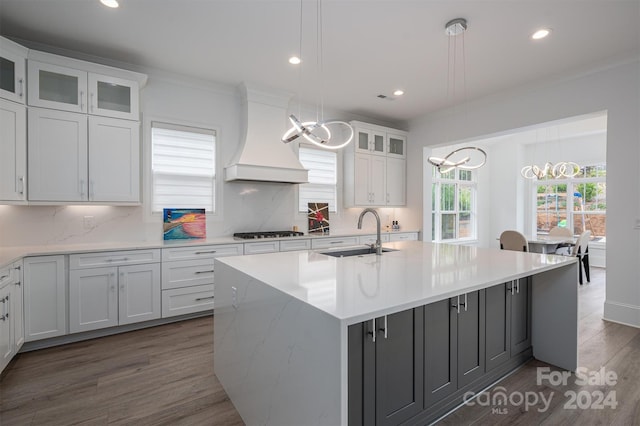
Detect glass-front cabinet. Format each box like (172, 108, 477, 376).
(355, 127, 386, 156)
(28, 61, 139, 120)
(387, 133, 406, 158)
(0, 37, 27, 104)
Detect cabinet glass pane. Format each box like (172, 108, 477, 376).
(97, 81, 131, 113)
(0, 57, 16, 93)
(389, 137, 404, 155)
(358, 131, 369, 150)
(39, 70, 78, 105)
(373, 134, 384, 152)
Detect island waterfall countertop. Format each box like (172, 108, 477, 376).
(216, 239, 577, 325)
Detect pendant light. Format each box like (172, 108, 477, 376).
(427, 18, 487, 173)
(521, 127, 580, 180)
(281, 0, 354, 150)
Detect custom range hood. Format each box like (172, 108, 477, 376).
(224, 83, 309, 184)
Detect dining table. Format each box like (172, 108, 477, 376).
(525, 235, 576, 254)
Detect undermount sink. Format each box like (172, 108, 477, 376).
(321, 246, 397, 258)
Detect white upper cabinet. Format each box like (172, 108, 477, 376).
(345, 121, 408, 207)
(28, 61, 139, 121)
(28, 61, 88, 114)
(88, 116, 140, 202)
(28, 108, 88, 202)
(0, 36, 27, 104)
(88, 73, 139, 120)
(0, 98, 27, 202)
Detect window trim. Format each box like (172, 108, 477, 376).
(431, 169, 478, 242)
(145, 116, 221, 220)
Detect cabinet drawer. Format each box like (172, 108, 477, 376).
(162, 285, 214, 318)
(358, 234, 390, 245)
(244, 241, 279, 254)
(162, 258, 215, 290)
(389, 232, 418, 242)
(311, 236, 360, 249)
(279, 238, 311, 252)
(69, 249, 160, 269)
(161, 244, 243, 261)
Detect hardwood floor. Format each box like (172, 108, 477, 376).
(2, 267, 638, 426)
(0, 317, 244, 426)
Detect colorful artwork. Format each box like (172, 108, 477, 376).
(308, 203, 329, 235)
(163, 208, 206, 240)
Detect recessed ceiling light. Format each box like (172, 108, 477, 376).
(288, 56, 301, 65)
(100, 0, 119, 8)
(393, 90, 404, 96)
(531, 28, 551, 40)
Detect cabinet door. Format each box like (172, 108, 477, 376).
(88, 73, 139, 120)
(24, 255, 67, 342)
(370, 155, 386, 206)
(387, 133, 406, 158)
(457, 290, 485, 388)
(511, 277, 532, 355)
(354, 153, 372, 205)
(0, 98, 27, 202)
(69, 266, 119, 333)
(485, 283, 511, 372)
(386, 157, 405, 206)
(375, 308, 424, 426)
(88, 116, 140, 202)
(28, 108, 88, 201)
(27, 61, 87, 113)
(0, 283, 14, 372)
(348, 322, 365, 426)
(0, 37, 27, 104)
(118, 263, 161, 325)
(12, 263, 24, 351)
(424, 298, 458, 408)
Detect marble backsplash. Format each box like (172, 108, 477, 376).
(0, 181, 410, 247)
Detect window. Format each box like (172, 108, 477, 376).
(432, 168, 476, 241)
(535, 164, 606, 240)
(151, 122, 216, 213)
(298, 146, 337, 212)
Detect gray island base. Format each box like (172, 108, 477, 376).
(214, 241, 578, 426)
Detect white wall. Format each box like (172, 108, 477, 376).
(0, 67, 406, 247)
(408, 59, 640, 327)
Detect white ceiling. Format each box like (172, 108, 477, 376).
(1, 0, 638, 124)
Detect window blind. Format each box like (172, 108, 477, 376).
(151, 123, 216, 212)
(298, 146, 337, 212)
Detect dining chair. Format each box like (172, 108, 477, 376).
(499, 230, 528, 252)
(549, 226, 573, 255)
(571, 230, 592, 285)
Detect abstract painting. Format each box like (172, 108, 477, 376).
(163, 208, 206, 240)
(308, 203, 329, 235)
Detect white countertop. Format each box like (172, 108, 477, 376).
(216, 240, 577, 325)
(0, 229, 418, 269)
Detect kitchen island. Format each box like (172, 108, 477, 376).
(214, 240, 578, 426)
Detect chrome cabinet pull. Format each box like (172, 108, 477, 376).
(516, 280, 520, 294)
(106, 257, 129, 262)
(379, 315, 388, 339)
(18, 78, 24, 98)
(195, 296, 215, 301)
(329, 241, 344, 245)
(80, 90, 85, 110)
(461, 293, 468, 312)
(18, 176, 25, 195)
(194, 270, 214, 275)
(0, 274, 8, 281)
(451, 296, 460, 314)
(367, 319, 376, 342)
(89, 180, 95, 199)
(0, 296, 6, 321)
(90, 92, 94, 112)
(195, 250, 217, 254)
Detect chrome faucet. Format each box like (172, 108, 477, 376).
(357, 208, 382, 255)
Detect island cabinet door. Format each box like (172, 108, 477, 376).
(510, 277, 532, 356)
(424, 298, 458, 408)
(485, 283, 511, 372)
(347, 308, 424, 426)
(457, 290, 486, 388)
(374, 307, 424, 426)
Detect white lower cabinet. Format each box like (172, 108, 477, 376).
(0, 267, 14, 372)
(389, 232, 419, 242)
(23, 255, 66, 342)
(69, 253, 160, 333)
(161, 244, 242, 318)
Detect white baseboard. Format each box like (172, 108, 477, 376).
(603, 300, 640, 328)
